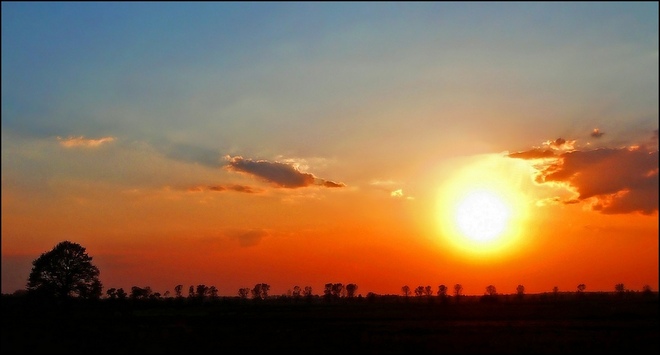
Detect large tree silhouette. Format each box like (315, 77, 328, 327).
(27, 241, 102, 299)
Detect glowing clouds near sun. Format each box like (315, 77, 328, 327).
(508, 132, 659, 215)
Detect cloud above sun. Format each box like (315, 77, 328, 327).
(225, 156, 346, 189)
(509, 131, 658, 215)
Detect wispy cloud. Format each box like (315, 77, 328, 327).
(224, 156, 346, 189)
(57, 136, 115, 148)
(228, 229, 270, 247)
(509, 133, 659, 215)
(187, 184, 263, 194)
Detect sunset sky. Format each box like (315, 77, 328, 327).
(2, 2, 658, 297)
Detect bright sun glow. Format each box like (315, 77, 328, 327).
(454, 190, 511, 242)
(436, 154, 532, 259)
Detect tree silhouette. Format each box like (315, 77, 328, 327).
(130, 286, 152, 300)
(174, 284, 183, 298)
(196, 284, 209, 299)
(303, 286, 313, 298)
(402, 285, 411, 297)
(208, 286, 218, 299)
(331, 283, 344, 298)
(27, 241, 102, 299)
(324, 283, 333, 299)
(485, 285, 497, 296)
(453, 284, 463, 297)
(437, 285, 448, 298)
(516, 285, 525, 298)
(188, 285, 195, 298)
(251, 283, 270, 300)
(577, 284, 586, 293)
(292, 285, 302, 298)
(414, 286, 425, 297)
(238, 287, 250, 299)
(345, 283, 358, 298)
(614, 283, 625, 293)
(424, 285, 433, 297)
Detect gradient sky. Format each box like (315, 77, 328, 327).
(2, 2, 658, 297)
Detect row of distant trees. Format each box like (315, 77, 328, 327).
(401, 283, 653, 298)
(104, 283, 359, 301)
(20, 240, 656, 300)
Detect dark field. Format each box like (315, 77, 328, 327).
(2, 293, 658, 354)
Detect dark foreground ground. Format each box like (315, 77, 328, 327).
(2, 293, 658, 354)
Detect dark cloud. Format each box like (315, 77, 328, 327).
(549, 138, 566, 148)
(590, 128, 604, 138)
(225, 156, 346, 189)
(510, 138, 658, 215)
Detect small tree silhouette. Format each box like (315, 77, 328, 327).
(414, 286, 425, 297)
(196, 285, 209, 300)
(174, 285, 183, 298)
(303, 286, 313, 298)
(238, 288, 250, 299)
(251, 283, 270, 300)
(577, 284, 586, 293)
(454, 284, 463, 298)
(485, 285, 497, 296)
(437, 285, 448, 297)
(331, 283, 344, 298)
(208, 286, 218, 299)
(346, 283, 358, 298)
(402, 285, 411, 297)
(516, 285, 525, 299)
(424, 285, 433, 297)
(481, 285, 498, 303)
(292, 286, 302, 298)
(130, 286, 152, 300)
(614, 283, 625, 294)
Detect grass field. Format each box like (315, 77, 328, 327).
(2, 293, 658, 354)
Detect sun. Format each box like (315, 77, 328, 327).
(454, 189, 511, 242)
(435, 154, 532, 258)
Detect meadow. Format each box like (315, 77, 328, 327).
(2, 292, 658, 354)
